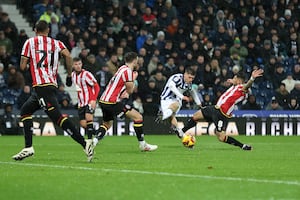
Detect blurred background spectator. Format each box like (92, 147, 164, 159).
(0, 103, 19, 135)
(2, 0, 299, 112)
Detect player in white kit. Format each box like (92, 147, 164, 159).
(156, 67, 202, 138)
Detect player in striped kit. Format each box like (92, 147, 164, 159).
(94, 52, 158, 151)
(181, 69, 264, 150)
(12, 20, 94, 162)
(71, 57, 100, 143)
(156, 67, 202, 138)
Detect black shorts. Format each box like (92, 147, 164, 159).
(20, 85, 60, 115)
(20, 85, 63, 124)
(99, 101, 132, 122)
(201, 105, 229, 132)
(78, 105, 95, 121)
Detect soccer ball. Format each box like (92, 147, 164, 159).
(182, 135, 196, 148)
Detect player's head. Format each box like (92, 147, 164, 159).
(124, 52, 138, 69)
(233, 71, 246, 85)
(72, 57, 83, 72)
(183, 67, 196, 84)
(35, 20, 49, 35)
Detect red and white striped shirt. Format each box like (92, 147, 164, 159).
(21, 35, 66, 87)
(100, 65, 133, 103)
(72, 69, 100, 107)
(216, 84, 247, 116)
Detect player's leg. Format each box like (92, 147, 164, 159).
(20, 94, 40, 148)
(12, 94, 40, 160)
(94, 102, 114, 141)
(78, 106, 87, 136)
(85, 104, 96, 140)
(37, 87, 86, 148)
(47, 108, 86, 148)
(213, 111, 252, 151)
(161, 100, 180, 120)
(43, 91, 95, 161)
(168, 100, 184, 137)
(169, 115, 185, 138)
(85, 115, 94, 139)
(126, 108, 158, 151)
(216, 131, 252, 150)
(182, 107, 206, 134)
(96, 121, 112, 139)
(79, 119, 87, 135)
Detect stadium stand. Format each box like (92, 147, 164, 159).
(0, 0, 299, 113)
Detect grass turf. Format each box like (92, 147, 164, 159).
(1, 135, 300, 200)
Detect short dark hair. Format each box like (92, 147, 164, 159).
(73, 57, 81, 62)
(185, 66, 196, 76)
(124, 52, 138, 63)
(35, 20, 49, 33)
(236, 71, 246, 82)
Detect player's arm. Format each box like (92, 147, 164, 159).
(61, 48, 72, 76)
(124, 71, 138, 95)
(19, 56, 29, 71)
(243, 69, 264, 90)
(125, 81, 135, 94)
(61, 48, 73, 86)
(89, 82, 100, 109)
(168, 81, 189, 101)
(190, 87, 202, 107)
(20, 39, 30, 71)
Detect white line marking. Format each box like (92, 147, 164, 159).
(1, 161, 299, 186)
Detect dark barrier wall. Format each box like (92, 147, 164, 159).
(10, 110, 299, 136)
(177, 110, 300, 136)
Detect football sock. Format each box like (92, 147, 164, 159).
(182, 117, 197, 133)
(61, 118, 86, 148)
(96, 125, 108, 140)
(162, 109, 173, 120)
(224, 136, 243, 148)
(86, 121, 94, 139)
(133, 120, 144, 141)
(22, 117, 33, 148)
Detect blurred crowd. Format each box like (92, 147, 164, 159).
(0, 0, 299, 115)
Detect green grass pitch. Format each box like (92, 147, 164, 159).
(1, 135, 300, 200)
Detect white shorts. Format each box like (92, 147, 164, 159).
(160, 98, 182, 115)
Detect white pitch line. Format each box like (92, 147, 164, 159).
(1, 161, 299, 186)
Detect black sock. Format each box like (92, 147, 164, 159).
(182, 117, 197, 133)
(61, 118, 86, 148)
(224, 136, 243, 148)
(133, 120, 144, 141)
(22, 117, 33, 148)
(86, 121, 94, 139)
(96, 125, 107, 140)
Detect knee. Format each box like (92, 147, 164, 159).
(103, 121, 112, 129)
(217, 135, 224, 142)
(131, 112, 143, 121)
(172, 103, 180, 111)
(80, 121, 87, 128)
(216, 132, 226, 142)
(136, 114, 143, 121)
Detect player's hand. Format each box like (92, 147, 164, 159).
(251, 69, 264, 79)
(133, 71, 138, 80)
(66, 76, 72, 87)
(120, 90, 129, 99)
(182, 96, 190, 102)
(89, 100, 96, 109)
(226, 78, 234, 84)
